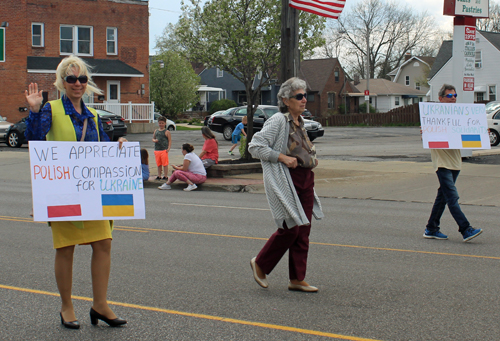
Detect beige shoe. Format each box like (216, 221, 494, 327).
(250, 257, 268, 288)
(288, 282, 318, 292)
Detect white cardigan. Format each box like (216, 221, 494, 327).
(248, 112, 324, 229)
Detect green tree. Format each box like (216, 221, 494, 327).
(176, 0, 325, 159)
(150, 51, 200, 118)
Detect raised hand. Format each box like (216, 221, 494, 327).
(25, 83, 44, 113)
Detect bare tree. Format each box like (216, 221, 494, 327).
(319, 0, 441, 79)
(477, 1, 500, 32)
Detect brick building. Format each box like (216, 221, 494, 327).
(299, 58, 359, 116)
(0, 0, 149, 122)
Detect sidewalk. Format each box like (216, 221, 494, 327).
(145, 149, 500, 207)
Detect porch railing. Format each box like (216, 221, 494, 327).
(86, 102, 155, 123)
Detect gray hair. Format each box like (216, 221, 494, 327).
(277, 77, 307, 113)
(438, 84, 456, 98)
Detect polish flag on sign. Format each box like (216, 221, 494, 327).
(289, 0, 346, 19)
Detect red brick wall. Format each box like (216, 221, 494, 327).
(0, 0, 149, 122)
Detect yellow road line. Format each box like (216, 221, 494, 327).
(0, 284, 382, 341)
(3, 215, 500, 260)
(171, 202, 270, 211)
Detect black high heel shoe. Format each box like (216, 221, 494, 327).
(60, 312, 80, 329)
(89, 307, 127, 327)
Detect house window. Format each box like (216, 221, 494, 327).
(405, 76, 410, 86)
(32, 23, 44, 47)
(395, 96, 400, 106)
(489, 85, 496, 101)
(60, 25, 93, 56)
(328, 93, 335, 109)
(415, 82, 420, 90)
(106, 27, 117, 55)
(334, 68, 339, 82)
(217, 68, 223, 78)
(476, 92, 485, 101)
(307, 93, 315, 102)
(475, 51, 482, 68)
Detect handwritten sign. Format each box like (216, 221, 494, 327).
(29, 141, 146, 221)
(419, 102, 490, 149)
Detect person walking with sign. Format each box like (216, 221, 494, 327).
(24, 55, 127, 329)
(423, 84, 483, 242)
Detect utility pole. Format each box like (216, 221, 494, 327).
(365, 31, 370, 114)
(280, 0, 299, 82)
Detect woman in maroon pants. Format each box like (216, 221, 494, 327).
(248, 77, 324, 292)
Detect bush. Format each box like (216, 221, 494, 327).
(209, 99, 237, 114)
(359, 103, 376, 113)
(239, 135, 247, 158)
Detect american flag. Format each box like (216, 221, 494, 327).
(289, 0, 346, 19)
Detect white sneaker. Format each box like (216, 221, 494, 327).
(183, 184, 197, 191)
(158, 183, 171, 190)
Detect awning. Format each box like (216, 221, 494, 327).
(474, 85, 487, 92)
(198, 85, 224, 92)
(27, 56, 143, 77)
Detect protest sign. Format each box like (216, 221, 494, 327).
(419, 102, 490, 149)
(29, 141, 146, 221)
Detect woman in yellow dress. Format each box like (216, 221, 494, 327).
(25, 55, 127, 329)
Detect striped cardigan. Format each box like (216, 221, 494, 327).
(248, 112, 324, 229)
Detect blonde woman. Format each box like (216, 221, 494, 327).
(25, 55, 127, 329)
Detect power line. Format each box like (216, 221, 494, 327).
(149, 7, 181, 13)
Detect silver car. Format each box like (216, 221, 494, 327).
(0, 116, 13, 144)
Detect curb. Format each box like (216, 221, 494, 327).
(144, 179, 264, 193)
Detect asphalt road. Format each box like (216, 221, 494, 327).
(1, 160, 500, 340)
(2, 127, 500, 340)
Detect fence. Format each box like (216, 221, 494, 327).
(86, 102, 155, 122)
(317, 103, 420, 127)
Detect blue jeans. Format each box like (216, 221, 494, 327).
(426, 168, 470, 234)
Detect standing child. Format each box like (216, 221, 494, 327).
(228, 116, 247, 155)
(152, 116, 171, 180)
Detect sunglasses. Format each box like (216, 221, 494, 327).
(64, 75, 88, 84)
(444, 93, 457, 98)
(290, 93, 307, 101)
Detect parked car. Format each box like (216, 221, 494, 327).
(95, 108, 127, 141)
(204, 109, 229, 126)
(6, 115, 114, 147)
(301, 109, 314, 120)
(485, 101, 500, 114)
(0, 116, 14, 144)
(487, 108, 500, 146)
(6, 117, 26, 147)
(208, 105, 324, 141)
(153, 113, 177, 131)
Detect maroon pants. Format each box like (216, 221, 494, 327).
(255, 167, 315, 281)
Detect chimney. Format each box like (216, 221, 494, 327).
(354, 74, 360, 85)
(404, 52, 412, 61)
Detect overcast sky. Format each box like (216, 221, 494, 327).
(148, 0, 454, 55)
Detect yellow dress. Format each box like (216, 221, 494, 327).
(51, 220, 113, 249)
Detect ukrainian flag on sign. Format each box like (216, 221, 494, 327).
(102, 194, 134, 217)
(461, 135, 482, 148)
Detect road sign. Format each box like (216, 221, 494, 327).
(364, 90, 369, 96)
